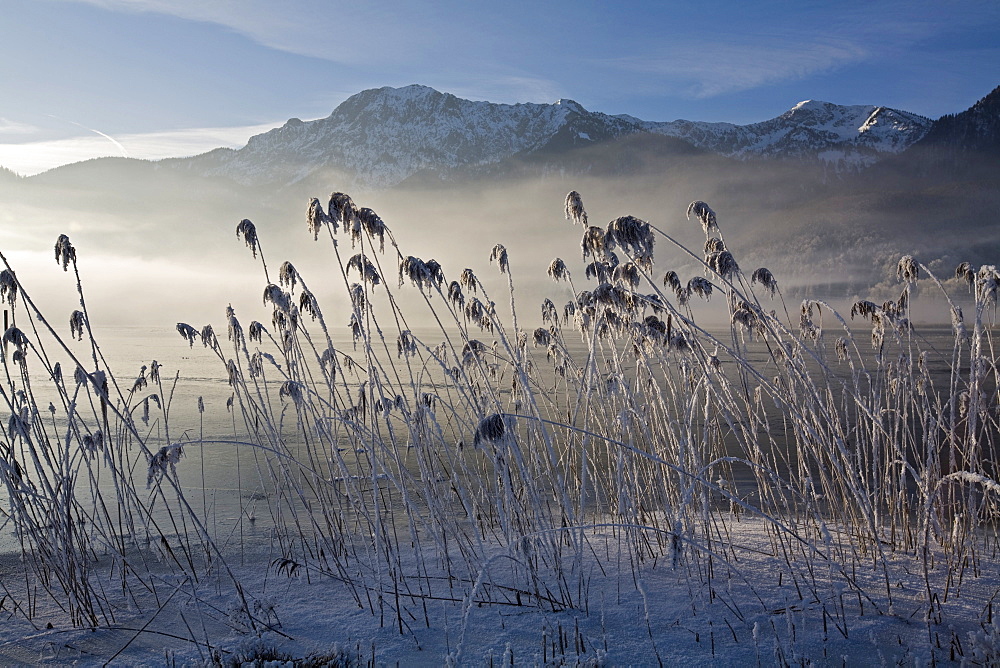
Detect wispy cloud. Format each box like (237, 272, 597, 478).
(55, 0, 413, 65)
(0, 122, 277, 176)
(0, 118, 41, 136)
(612, 37, 869, 99)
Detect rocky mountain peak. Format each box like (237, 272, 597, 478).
(179, 84, 979, 189)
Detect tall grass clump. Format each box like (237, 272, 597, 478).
(1, 189, 998, 662)
(0, 241, 257, 636)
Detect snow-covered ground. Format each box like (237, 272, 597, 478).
(1, 512, 998, 665)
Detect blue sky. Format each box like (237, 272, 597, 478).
(1, 0, 997, 174)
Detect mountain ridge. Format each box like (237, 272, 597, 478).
(10, 83, 998, 191)
(161, 84, 944, 190)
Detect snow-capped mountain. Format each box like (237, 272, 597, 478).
(190, 85, 643, 188)
(184, 84, 933, 189)
(630, 100, 932, 169)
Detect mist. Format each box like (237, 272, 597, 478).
(1, 136, 994, 341)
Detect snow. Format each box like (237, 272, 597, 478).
(1, 516, 996, 665)
(190, 85, 933, 189)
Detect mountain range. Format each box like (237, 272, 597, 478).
(10, 83, 997, 194)
(159, 84, 951, 190)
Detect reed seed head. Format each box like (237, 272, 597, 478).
(732, 306, 758, 332)
(235, 219, 260, 258)
(8, 407, 30, 440)
(307, 198, 330, 241)
(835, 336, 849, 362)
(69, 310, 86, 341)
(0, 270, 17, 307)
(896, 255, 919, 283)
(606, 215, 654, 261)
(248, 321, 265, 343)
(612, 262, 641, 288)
(399, 256, 442, 291)
(349, 313, 363, 341)
(663, 270, 681, 294)
(490, 244, 509, 274)
(977, 265, 1000, 305)
(542, 258, 568, 284)
(279, 380, 305, 406)
(951, 305, 969, 341)
(541, 298, 558, 324)
(564, 191, 588, 226)
(355, 207, 387, 251)
(327, 192, 356, 229)
(850, 300, 878, 320)
(176, 322, 199, 347)
(473, 413, 506, 446)
(585, 260, 614, 283)
(299, 290, 320, 319)
(460, 268, 478, 293)
(54, 234, 76, 271)
(581, 226, 607, 260)
(704, 237, 726, 254)
(751, 267, 778, 296)
(199, 324, 217, 350)
(82, 430, 104, 458)
(642, 315, 667, 339)
(799, 302, 819, 340)
(464, 298, 494, 332)
(278, 261, 299, 292)
(397, 330, 417, 358)
(263, 284, 293, 314)
(706, 250, 739, 280)
(687, 201, 718, 235)
(688, 277, 713, 300)
(955, 261, 975, 287)
(447, 281, 465, 309)
(147, 444, 184, 487)
(347, 254, 382, 287)
(228, 310, 245, 348)
(461, 339, 488, 367)
(226, 359, 240, 385)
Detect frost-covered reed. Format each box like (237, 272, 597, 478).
(0, 189, 998, 662)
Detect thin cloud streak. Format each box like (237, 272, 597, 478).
(0, 119, 41, 136)
(610, 38, 870, 100)
(0, 122, 278, 176)
(55, 0, 417, 66)
(58, 118, 131, 158)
